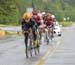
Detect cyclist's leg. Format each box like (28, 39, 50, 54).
(48, 28, 50, 37)
(48, 28, 52, 37)
(44, 28, 49, 44)
(32, 30, 37, 46)
(50, 24, 54, 38)
(51, 26, 54, 37)
(33, 30, 40, 54)
(40, 30, 42, 40)
(38, 29, 42, 44)
(49, 27, 54, 41)
(32, 30, 37, 55)
(24, 33, 29, 58)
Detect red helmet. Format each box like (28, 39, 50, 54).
(32, 10, 38, 15)
(36, 16, 41, 20)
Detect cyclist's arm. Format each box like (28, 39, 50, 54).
(21, 19, 25, 31)
(30, 18, 35, 26)
(21, 19, 29, 33)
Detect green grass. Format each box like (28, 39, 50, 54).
(0, 24, 9, 27)
(59, 21, 72, 27)
(5, 31, 23, 36)
(0, 24, 20, 27)
(5, 31, 16, 36)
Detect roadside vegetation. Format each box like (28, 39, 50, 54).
(59, 21, 72, 27)
(0, 0, 75, 26)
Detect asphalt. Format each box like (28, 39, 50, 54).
(0, 24, 75, 65)
(42, 24, 75, 65)
(0, 34, 61, 65)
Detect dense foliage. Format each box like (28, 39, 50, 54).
(0, 0, 75, 25)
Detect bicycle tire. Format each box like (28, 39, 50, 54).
(33, 40, 40, 55)
(29, 38, 33, 57)
(36, 41, 40, 54)
(25, 47, 29, 58)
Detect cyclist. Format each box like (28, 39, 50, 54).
(32, 10, 42, 38)
(44, 12, 55, 38)
(32, 10, 46, 44)
(21, 12, 37, 58)
(32, 10, 42, 27)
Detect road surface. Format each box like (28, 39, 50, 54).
(0, 24, 75, 65)
(42, 24, 75, 65)
(0, 26, 21, 32)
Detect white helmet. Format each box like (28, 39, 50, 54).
(51, 15, 55, 18)
(41, 12, 46, 15)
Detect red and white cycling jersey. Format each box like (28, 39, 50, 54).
(38, 20, 46, 29)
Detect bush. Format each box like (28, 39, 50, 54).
(59, 21, 72, 27)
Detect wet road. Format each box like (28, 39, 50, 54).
(0, 35, 61, 65)
(0, 26, 21, 32)
(42, 24, 75, 65)
(0, 24, 75, 65)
